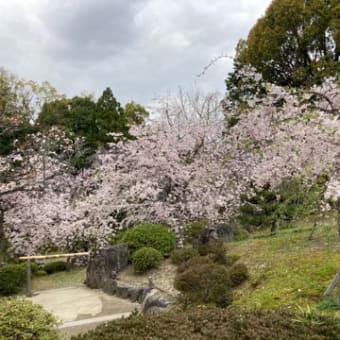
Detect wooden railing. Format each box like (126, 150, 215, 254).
(19, 252, 90, 297)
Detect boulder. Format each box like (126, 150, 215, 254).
(194, 223, 234, 247)
(86, 244, 129, 289)
(141, 289, 176, 314)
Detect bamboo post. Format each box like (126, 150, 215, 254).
(26, 259, 32, 297)
(19, 252, 89, 297)
(324, 270, 340, 296)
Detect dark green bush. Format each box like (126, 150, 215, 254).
(0, 298, 58, 339)
(228, 263, 249, 287)
(197, 239, 227, 264)
(43, 260, 67, 274)
(0, 263, 26, 295)
(132, 247, 163, 273)
(120, 224, 176, 256)
(170, 247, 199, 265)
(183, 219, 207, 244)
(174, 257, 232, 307)
(30, 262, 39, 275)
(72, 307, 340, 340)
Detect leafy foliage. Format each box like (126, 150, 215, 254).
(196, 239, 227, 264)
(183, 219, 207, 244)
(0, 298, 58, 339)
(124, 101, 149, 126)
(237, 176, 328, 234)
(228, 263, 249, 287)
(119, 224, 176, 256)
(131, 247, 163, 273)
(234, 0, 340, 87)
(174, 256, 233, 307)
(72, 307, 340, 339)
(0, 263, 26, 295)
(170, 247, 199, 265)
(43, 261, 67, 274)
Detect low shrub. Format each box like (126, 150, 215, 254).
(71, 307, 340, 340)
(35, 270, 48, 277)
(0, 263, 26, 295)
(228, 263, 249, 287)
(120, 224, 176, 256)
(132, 247, 163, 273)
(43, 261, 67, 274)
(30, 262, 39, 275)
(176, 255, 215, 274)
(170, 247, 199, 265)
(174, 258, 232, 307)
(197, 239, 227, 264)
(0, 298, 58, 339)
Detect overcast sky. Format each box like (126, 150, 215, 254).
(0, 0, 271, 105)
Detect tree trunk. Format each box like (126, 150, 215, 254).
(270, 221, 277, 236)
(337, 199, 340, 237)
(0, 206, 6, 263)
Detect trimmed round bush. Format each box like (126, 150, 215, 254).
(0, 263, 26, 295)
(171, 247, 199, 265)
(132, 247, 163, 273)
(0, 298, 58, 339)
(228, 263, 249, 287)
(174, 257, 232, 307)
(120, 224, 176, 256)
(43, 260, 67, 274)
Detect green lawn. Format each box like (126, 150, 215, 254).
(31, 267, 86, 292)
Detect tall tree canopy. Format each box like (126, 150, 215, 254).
(234, 0, 340, 87)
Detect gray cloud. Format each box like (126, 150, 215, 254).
(0, 0, 271, 105)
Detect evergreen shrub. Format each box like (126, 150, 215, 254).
(132, 247, 163, 273)
(0, 263, 26, 295)
(120, 224, 176, 256)
(229, 263, 249, 287)
(170, 247, 199, 265)
(174, 256, 232, 307)
(0, 298, 58, 339)
(43, 261, 67, 274)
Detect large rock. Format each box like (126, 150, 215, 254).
(194, 223, 234, 247)
(141, 289, 176, 313)
(86, 244, 129, 289)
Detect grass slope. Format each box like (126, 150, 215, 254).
(229, 221, 340, 314)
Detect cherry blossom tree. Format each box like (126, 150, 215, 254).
(3, 73, 339, 256)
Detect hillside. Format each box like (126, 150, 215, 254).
(229, 220, 340, 313)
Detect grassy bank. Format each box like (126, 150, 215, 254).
(229, 220, 340, 313)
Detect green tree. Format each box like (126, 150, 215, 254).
(95, 87, 129, 144)
(36, 87, 132, 167)
(0, 69, 50, 155)
(234, 0, 340, 87)
(124, 101, 149, 125)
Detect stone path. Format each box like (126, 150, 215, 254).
(28, 286, 140, 339)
